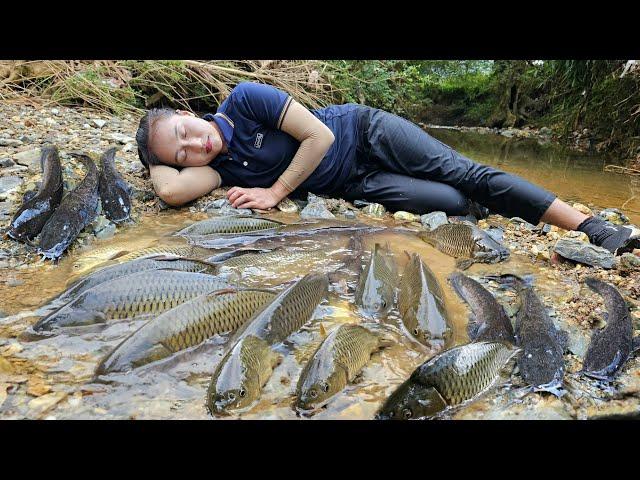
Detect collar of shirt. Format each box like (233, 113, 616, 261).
(203, 112, 234, 146)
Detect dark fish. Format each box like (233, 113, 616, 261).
(449, 272, 515, 344)
(96, 288, 277, 375)
(418, 223, 509, 270)
(377, 341, 520, 420)
(495, 274, 566, 396)
(355, 243, 397, 317)
(398, 253, 451, 347)
(207, 273, 329, 414)
(38, 153, 100, 260)
(56, 255, 219, 303)
(32, 270, 228, 332)
(296, 324, 388, 411)
(581, 278, 638, 381)
(98, 147, 132, 223)
(7, 146, 63, 242)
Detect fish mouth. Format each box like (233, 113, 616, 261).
(205, 136, 212, 154)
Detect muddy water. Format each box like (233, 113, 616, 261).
(1, 130, 639, 420)
(427, 128, 640, 225)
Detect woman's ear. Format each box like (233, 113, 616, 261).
(175, 109, 196, 117)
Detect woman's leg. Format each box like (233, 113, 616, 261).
(353, 169, 471, 215)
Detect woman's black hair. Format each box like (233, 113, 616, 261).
(135, 108, 175, 170)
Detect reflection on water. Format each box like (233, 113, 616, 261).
(427, 128, 640, 225)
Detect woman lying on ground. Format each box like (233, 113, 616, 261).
(135, 81, 640, 255)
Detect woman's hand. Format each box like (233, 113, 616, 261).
(227, 186, 282, 210)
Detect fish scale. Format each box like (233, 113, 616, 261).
(34, 270, 229, 331)
(208, 273, 329, 414)
(219, 249, 323, 270)
(115, 245, 211, 264)
(177, 216, 284, 237)
(296, 324, 384, 410)
(96, 288, 276, 374)
(355, 243, 396, 316)
(420, 224, 476, 258)
(414, 341, 517, 405)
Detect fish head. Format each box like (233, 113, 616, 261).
(376, 380, 447, 420)
(207, 337, 271, 415)
(296, 368, 348, 412)
(32, 305, 107, 331)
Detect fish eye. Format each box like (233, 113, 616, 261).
(402, 408, 413, 419)
(239, 388, 246, 398)
(413, 328, 420, 336)
(228, 392, 236, 401)
(321, 383, 330, 393)
(381, 300, 387, 308)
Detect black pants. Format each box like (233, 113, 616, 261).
(339, 107, 557, 225)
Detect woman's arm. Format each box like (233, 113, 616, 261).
(150, 165, 221, 207)
(228, 100, 335, 210)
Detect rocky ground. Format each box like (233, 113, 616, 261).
(1, 101, 640, 419)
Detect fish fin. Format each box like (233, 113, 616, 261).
(319, 322, 327, 338)
(403, 250, 412, 261)
(633, 336, 640, 353)
(108, 250, 130, 261)
(352, 372, 365, 384)
(455, 258, 475, 270)
(206, 288, 239, 297)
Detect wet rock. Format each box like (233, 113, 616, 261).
(109, 133, 135, 145)
(0, 357, 15, 374)
(0, 158, 15, 168)
(27, 392, 67, 418)
(553, 238, 615, 269)
(0, 176, 24, 198)
(360, 203, 385, 218)
(92, 119, 107, 128)
(342, 210, 357, 220)
(617, 252, 640, 271)
(204, 198, 230, 212)
(562, 230, 589, 243)
(353, 200, 371, 208)
(597, 208, 630, 225)
(449, 214, 478, 224)
(12, 148, 41, 171)
(421, 211, 448, 231)
(219, 204, 252, 216)
(300, 194, 335, 219)
(486, 227, 505, 243)
(510, 217, 536, 230)
(0, 138, 23, 147)
(393, 211, 420, 222)
(572, 203, 593, 215)
(276, 197, 299, 214)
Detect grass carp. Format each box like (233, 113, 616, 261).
(98, 147, 132, 223)
(493, 274, 566, 395)
(7, 146, 63, 242)
(114, 245, 212, 264)
(207, 273, 329, 414)
(377, 341, 520, 420)
(355, 243, 397, 317)
(38, 152, 100, 260)
(215, 248, 326, 275)
(57, 256, 219, 303)
(96, 288, 277, 375)
(398, 253, 451, 346)
(449, 272, 515, 344)
(32, 270, 228, 332)
(296, 324, 388, 411)
(418, 223, 509, 270)
(581, 278, 639, 381)
(176, 216, 285, 237)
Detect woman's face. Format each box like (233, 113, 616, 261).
(150, 111, 224, 167)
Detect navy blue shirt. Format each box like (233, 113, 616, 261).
(204, 82, 362, 195)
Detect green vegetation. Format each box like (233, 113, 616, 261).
(1, 60, 638, 161)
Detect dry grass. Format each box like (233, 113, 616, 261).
(0, 60, 340, 115)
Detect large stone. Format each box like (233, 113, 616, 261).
(219, 204, 252, 216)
(0, 176, 24, 198)
(0, 158, 15, 168)
(360, 203, 385, 218)
(204, 198, 230, 212)
(393, 211, 420, 222)
(510, 217, 536, 230)
(300, 195, 335, 219)
(572, 203, 593, 215)
(597, 208, 630, 225)
(617, 252, 640, 271)
(92, 119, 107, 128)
(0, 138, 23, 147)
(276, 197, 299, 214)
(562, 230, 589, 243)
(553, 238, 615, 269)
(13, 148, 41, 172)
(421, 211, 448, 231)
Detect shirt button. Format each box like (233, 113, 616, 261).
(243, 161, 248, 167)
